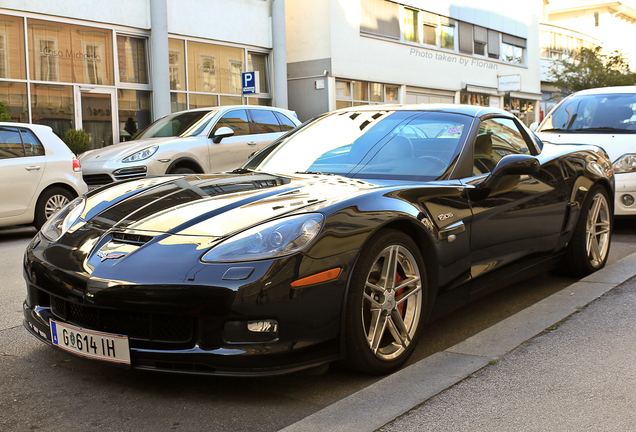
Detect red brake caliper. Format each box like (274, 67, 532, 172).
(395, 272, 405, 316)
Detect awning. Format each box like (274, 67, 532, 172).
(508, 91, 542, 101)
(464, 84, 501, 96)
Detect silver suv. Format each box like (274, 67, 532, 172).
(80, 105, 301, 189)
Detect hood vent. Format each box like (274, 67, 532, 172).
(111, 231, 154, 245)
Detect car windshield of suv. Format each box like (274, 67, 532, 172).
(538, 93, 636, 133)
(244, 110, 471, 181)
(135, 110, 219, 139)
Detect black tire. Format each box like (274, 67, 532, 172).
(565, 184, 612, 277)
(170, 167, 195, 174)
(344, 229, 427, 375)
(34, 187, 75, 230)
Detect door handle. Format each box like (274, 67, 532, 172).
(25, 166, 41, 171)
(247, 141, 257, 146)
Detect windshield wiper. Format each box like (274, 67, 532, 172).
(570, 127, 635, 133)
(537, 128, 569, 132)
(229, 168, 253, 174)
(294, 171, 334, 175)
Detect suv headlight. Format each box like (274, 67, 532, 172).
(40, 197, 86, 242)
(122, 146, 158, 163)
(613, 154, 636, 174)
(201, 213, 324, 263)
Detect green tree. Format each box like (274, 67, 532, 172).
(549, 46, 636, 97)
(63, 129, 90, 155)
(0, 101, 12, 121)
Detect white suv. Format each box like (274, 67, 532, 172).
(0, 123, 88, 229)
(535, 86, 636, 216)
(80, 105, 301, 189)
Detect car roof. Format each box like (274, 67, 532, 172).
(170, 105, 297, 116)
(571, 86, 636, 96)
(0, 122, 54, 133)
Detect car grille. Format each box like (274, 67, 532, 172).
(111, 232, 154, 245)
(50, 295, 194, 344)
(113, 166, 147, 181)
(83, 173, 114, 186)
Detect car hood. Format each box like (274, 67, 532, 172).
(79, 136, 197, 165)
(537, 132, 634, 163)
(79, 172, 380, 238)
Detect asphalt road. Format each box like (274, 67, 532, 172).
(0, 220, 634, 432)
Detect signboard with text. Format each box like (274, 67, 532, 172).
(242, 71, 260, 95)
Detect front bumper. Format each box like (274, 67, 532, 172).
(23, 234, 354, 376)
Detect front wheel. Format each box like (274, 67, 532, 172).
(566, 185, 612, 277)
(170, 167, 195, 174)
(345, 230, 427, 375)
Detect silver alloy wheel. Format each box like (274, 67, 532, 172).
(362, 244, 422, 361)
(586, 192, 611, 268)
(44, 194, 70, 219)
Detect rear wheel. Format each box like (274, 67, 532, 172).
(345, 230, 426, 374)
(34, 187, 75, 229)
(566, 185, 612, 277)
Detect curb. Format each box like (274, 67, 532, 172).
(278, 251, 636, 432)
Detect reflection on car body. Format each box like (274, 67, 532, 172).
(23, 104, 613, 376)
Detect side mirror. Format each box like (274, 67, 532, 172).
(529, 122, 539, 132)
(212, 127, 235, 143)
(472, 154, 540, 200)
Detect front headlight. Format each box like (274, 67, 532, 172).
(201, 213, 324, 263)
(122, 146, 158, 163)
(613, 154, 636, 174)
(40, 196, 86, 242)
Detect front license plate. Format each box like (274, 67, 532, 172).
(50, 320, 131, 365)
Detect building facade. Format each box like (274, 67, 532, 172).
(0, 0, 282, 149)
(286, 0, 543, 125)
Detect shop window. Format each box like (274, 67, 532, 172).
(248, 52, 270, 94)
(168, 39, 185, 91)
(189, 93, 218, 109)
(360, 0, 400, 39)
(0, 15, 26, 79)
(0, 81, 28, 122)
(336, 80, 351, 98)
(28, 19, 113, 85)
(337, 79, 398, 107)
(170, 92, 187, 113)
(117, 35, 149, 84)
(117, 89, 151, 141)
(187, 41, 243, 95)
(386, 85, 399, 102)
(30, 84, 75, 139)
(352, 81, 368, 101)
(370, 83, 383, 102)
(460, 92, 490, 107)
(246, 97, 272, 106)
(219, 95, 242, 106)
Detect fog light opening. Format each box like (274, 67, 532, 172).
(621, 194, 635, 207)
(248, 319, 278, 333)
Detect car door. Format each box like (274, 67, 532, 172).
(0, 126, 46, 218)
(462, 117, 567, 298)
(247, 108, 285, 151)
(207, 109, 257, 172)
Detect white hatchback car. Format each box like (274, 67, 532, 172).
(535, 86, 636, 216)
(0, 123, 88, 229)
(80, 105, 301, 189)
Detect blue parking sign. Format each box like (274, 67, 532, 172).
(242, 71, 260, 95)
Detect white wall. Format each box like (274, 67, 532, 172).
(167, 0, 273, 48)
(286, 0, 332, 62)
(0, 0, 150, 28)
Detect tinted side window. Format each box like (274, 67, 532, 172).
(274, 111, 297, 132)
(473, 118, 531, 175)
(214, 110, 250, 137)
(249, 109, 281, 134)
(20, 129, 45, 156)
(0, 127, 25, 159)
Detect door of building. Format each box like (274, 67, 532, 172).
(76, 87, 117, 150)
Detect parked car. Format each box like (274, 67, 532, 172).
(24, 105, 613, 376)
(80, 106, 301, 189)
(0, 123, 87, 229)
(533, 86, 636, 216)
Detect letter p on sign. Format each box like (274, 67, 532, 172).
(241, 71, 260, 95)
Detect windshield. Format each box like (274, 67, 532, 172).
(539, 93, 636, 133)
(244, 110, 472, 181)
(135, 110, 218, 139)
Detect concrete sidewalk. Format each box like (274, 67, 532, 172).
(279, 252, 636, 432)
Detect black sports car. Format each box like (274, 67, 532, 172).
(23, 105, 614, 376)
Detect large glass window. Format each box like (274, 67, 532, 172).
(117, 89, 151, 141)
(30, 84, 75, 138)
(248, 52, 269, 94)
(28, 19, 113, 85)
(117, 35, 148, 84)
(0, 14, 26, 79)
(336, 79, 400, 108)
(187, 41, 244, 95)
(169, 38, 186, 90)
(0, 82, 28, 122)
